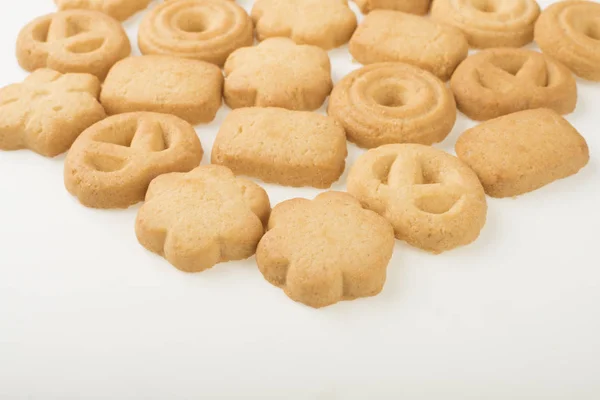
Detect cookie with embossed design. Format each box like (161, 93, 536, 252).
(54, 0, 151, 21)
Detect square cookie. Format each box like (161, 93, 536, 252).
(212, 107, 347, 188)
(455, 109, 589, 197)
(101, 55, 223, 125)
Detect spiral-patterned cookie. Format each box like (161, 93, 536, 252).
(138, 0, 253, 67)
(327, 63, 456, 149)
(535, 0, 600, 81)
(431, 0, 540, 48)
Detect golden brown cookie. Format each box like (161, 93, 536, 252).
(328, 63, 456, 148)
(136, 165, 271, 273)
(450, 48, 577, 121)
(138, 0, 253, 67)
(431, 0, 540, 48)
(252, 0, 357, 50)
(101, 56, 223, 125)
(256, 191, 395, 308)
(64, 112, 203, 209)
(0, 69, 105, 157)
(224, 38, 333, 111)
(535, 0, 600, 81)
(16, 9, 130, 80)
(354, 0, 431, 14)
(347, 144, 487, 253)
(212, 108, 347, 188)
(349, 10, 468, 81)
(455, 109, 589, 198)
(54, 0, 152, 21)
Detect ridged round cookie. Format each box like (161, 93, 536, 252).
(431, 0, 540, 48)
(252, 0, 357, 50)
(328, 63, 456, 148)
(535, 0, 600, 81)
(138, 0, 253, 67)
(54, 0, 152, 21)
(64, 112, 204, 209)
(347, 144, 487, 253)
(354, 0, 431, 14)
(224, 38, 333, 111)
(450, 48, 577, 121)
(16, 9, 131, 80)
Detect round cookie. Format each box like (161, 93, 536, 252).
(450, 48, 577, 121)
(348, 10, 468, 81)
(251, 0, 357, 50)
(224, 38, 333, 111)
(347, 144, 487, 253)
(256, 191, 395, 308)
(64, 112, 204, 209)
(328, 63, 456, 148)
(138, 0, 253, 67)
(354, 0, 431, 14)
(16, 9, 130, 80)
(535, 0, 600, 81)
(431, 0, 540, 48)
(54, 0, 152, 21)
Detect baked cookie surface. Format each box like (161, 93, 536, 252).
(455, 108, 589, 198)
(65, 112, 203, 209)
(101, 56, 223, 125)
(16, 9, 130, 80)
(252, 0, 357, 50)
(138, 0, 253, 66)
(54, 0, 152, 21)
(0, 69, 105, 157)
(257, 191, 395, 308)
(450, 48, 577, 120)
(136, 165, 271, 273)
(349, 10, 468, 81)
(431, 0, 540, 48)
(224, 38, 332, 111)
(328, 62, 456, 148)
(535, 0, 600, 81)
(212, 107, 347, 188)
(354, 0, 431, 14)
(347, 144, 487, 253)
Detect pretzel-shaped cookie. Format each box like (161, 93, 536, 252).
(65, 112, 203, 209)
(16, 9, 130, 80)
(347, 144, 487, 253)
(535, 0, 600, 81)
(54, 0, 152, 21)
(450, 48, 577, 121)
(0, 69, 105, 157)
(431, 0, 540, 48)
(138, 0, 253, 67)
(328, 62, 456, 148)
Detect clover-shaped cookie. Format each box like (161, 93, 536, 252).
(347, 144, 487, 253)
(224, 38, 333, 110)
(136, 165, 271, 273)
(251, 0, 357, 50)
(54, 0, 152, 21)
(256, 192, 394, 308)
(65, 112, 204, 209)
(16, 9, 131, 80)
(0, 69, 105, 157)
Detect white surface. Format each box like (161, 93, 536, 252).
(1, 1, 600, 398)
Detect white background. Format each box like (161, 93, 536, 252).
(1, 0, 599, 398)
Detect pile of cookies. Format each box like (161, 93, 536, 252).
(0, 0, 596, 308)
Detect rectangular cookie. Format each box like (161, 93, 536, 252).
(211, 107, 347, 188)
(455, 108, 589, 197)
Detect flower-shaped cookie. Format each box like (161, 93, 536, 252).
(0, 69, 105, 157)
(251, 0, 358, 50)
(224, 38, 333, 110)
(256, 192, 395, 308)
(54, 0, 152, 21)
(136, 165, 271, 273)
